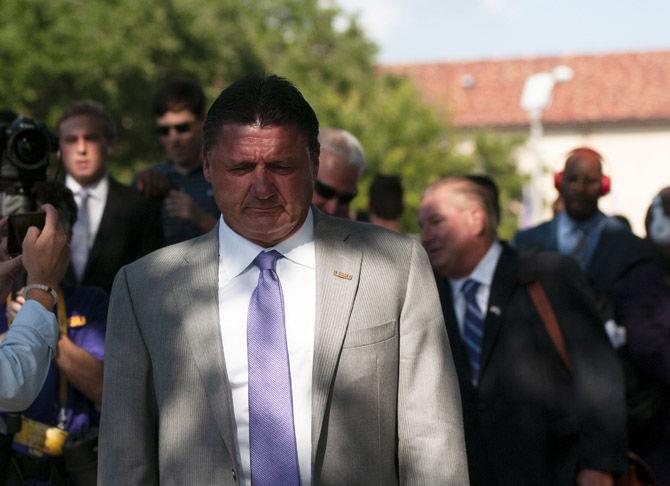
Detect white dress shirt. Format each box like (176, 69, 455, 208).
(449, 241, 503, 335)
(66, 174, 109, 248)
(217, 211, 316, 486)
(0, 300, 57, 413)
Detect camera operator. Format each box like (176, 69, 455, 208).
(0, 204, 67, 411)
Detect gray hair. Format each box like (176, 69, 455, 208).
(424, 176, 498, 239)
(318, 127, 366, 175)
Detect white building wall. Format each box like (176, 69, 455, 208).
(516, 124, 670, 236)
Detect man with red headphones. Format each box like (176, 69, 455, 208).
(514, 147, 647, 291)
(516, 147, 670, 484)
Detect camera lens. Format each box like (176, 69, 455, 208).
(13, 128, 49, 167)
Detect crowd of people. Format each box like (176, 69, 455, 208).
(0, 73, 668, 486)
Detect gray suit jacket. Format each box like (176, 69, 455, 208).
(99, 211, 468, 485)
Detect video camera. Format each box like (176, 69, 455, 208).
(0, 111, 57, 216)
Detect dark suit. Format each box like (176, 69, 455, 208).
(64, 177, 164, 294)
(437, 244, 627, 485)
(513, 215, 649, 295)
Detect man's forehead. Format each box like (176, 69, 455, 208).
(565, 157, 602, 175)
(217, 123, 306, 143)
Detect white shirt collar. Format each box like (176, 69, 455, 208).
(218, 208, 315, 285)
(65, 173, 109, 201)
(450, 240, 503, 296)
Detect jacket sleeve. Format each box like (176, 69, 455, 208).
(0, 300, 57, 411)
(397, 239, 470, 485)
(98, 266, 159, 485)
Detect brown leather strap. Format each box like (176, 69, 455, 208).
(527, 280, 573, 372)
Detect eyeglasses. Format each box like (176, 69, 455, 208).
(314, 180, 357, 205)
(156, 122, 193, 136)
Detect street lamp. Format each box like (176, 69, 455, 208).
(520, 65, 573, 225)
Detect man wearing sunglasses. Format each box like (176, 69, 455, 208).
(311, 127, 365, 218)
(134, 78, 220, 245)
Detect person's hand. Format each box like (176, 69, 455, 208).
(165, 189, 216, 231)
(5, 289, 26, 323)
(576, 469, 613, 486)
(135, 170, 171, 198)
(0, 217, 24, 302)
(23, 204, 68, 290)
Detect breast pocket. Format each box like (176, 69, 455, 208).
(342, 320, 397, 348)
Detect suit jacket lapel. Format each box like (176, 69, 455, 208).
(311, 212, 362, 466)
(177, 226, 239, 462)
(435, 275, 471, 387)
(85, 177, 120, 276)
(479, 245, 518, 379)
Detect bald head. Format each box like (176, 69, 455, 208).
(559, 147, 605, 221)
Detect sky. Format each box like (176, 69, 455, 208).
(336, 0, 670, 64)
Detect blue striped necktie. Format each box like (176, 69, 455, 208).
(461, 279, 484, 385)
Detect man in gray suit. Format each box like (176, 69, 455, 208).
(99, 75, 468, 485)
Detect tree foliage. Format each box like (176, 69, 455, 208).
(0, 0, 525, 232)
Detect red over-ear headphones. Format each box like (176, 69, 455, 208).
(553, 147, 611, 196)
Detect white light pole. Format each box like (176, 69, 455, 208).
(520, 65, 573, 226)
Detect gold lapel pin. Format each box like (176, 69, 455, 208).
(333, 270, 353, 280)
(489, 305, 501, 316)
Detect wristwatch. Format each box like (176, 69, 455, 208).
(24, 284, 58, 309)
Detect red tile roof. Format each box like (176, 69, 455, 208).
(380, 50, 670, 129)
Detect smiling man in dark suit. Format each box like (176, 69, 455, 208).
(58, 101, 163, 294)
(420, 176, 627, 486)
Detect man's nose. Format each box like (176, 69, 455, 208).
(322, 198, 341, 216)
(76, 138, 87, 153)
(251, 168, 274, 198)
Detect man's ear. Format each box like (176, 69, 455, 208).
(202, 151, 212, 182)
(470, 207, 487, 236)
(310, 148, 319, 179)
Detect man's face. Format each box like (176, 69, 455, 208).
(156, 109, 203, 170)
(560, 158, 603, 220)
(419, 185, 478, 278)
(58, 115, 109, 186)
(311, 149, 360, 218)
(204, 124, 317, 247)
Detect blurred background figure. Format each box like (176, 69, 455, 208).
(133, 78, 219, 245)
(366, 174, 404, 232)
(0, 182, 106, 485)
(619, 186, 670, 485)
(420, 176, 626, 486)
(58, 100, 163, 294)
(311, 127, 365, 218)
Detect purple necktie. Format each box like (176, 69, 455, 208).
(247, 250, 300, 486)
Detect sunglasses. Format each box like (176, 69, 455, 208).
(314, 180, 357, 205)
(156, 122, 193, 136)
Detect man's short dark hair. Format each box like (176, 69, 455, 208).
(56, 100, 116, 142)
(153, 77, 207, 119)
(369, 174, 404, 220)
(202, 75, 319, 161)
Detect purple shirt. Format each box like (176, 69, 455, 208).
(0, 284, 107, 441)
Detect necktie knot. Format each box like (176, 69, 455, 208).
(254, 250, 282, 272)
(461, 278, 480, 301)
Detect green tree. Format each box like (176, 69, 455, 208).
(0, 0, 525, 232)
